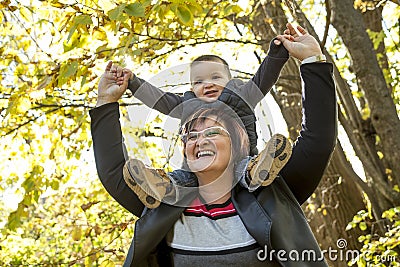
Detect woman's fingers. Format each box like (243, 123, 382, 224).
(296, 25, 307, 35)
(110, 66, 125, 78)
(286, 23, 308, 38)
(116, 66, 123, 78)
(278, 34, 295, 41)
(286, 23, 297, 35)
(275, 35, 294, 48)
(105, 61, 113, 72)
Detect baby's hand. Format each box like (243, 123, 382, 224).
(112, 67, 134, 86)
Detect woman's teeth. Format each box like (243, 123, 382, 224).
(197, 150, 215, 158)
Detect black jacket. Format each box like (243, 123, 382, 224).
(90, 63, 337, 266)
(128, 40, 289, 155)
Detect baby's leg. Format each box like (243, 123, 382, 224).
(243, 134, 292, 192)
(123, 159, 197, 208)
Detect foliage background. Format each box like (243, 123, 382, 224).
(0, 0, 399, 266)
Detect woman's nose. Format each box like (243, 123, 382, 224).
(196, 135, 209, 146)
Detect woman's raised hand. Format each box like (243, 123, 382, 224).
(96, 61, 130, 107)
(274, 23, 323, 61)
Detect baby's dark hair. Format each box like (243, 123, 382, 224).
(190, 55, 232, 79)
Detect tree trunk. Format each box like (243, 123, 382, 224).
(360, 3, 392, 94)
(329, 0, 400, 202)
(250, 2, 367, 266)
(290, 0, 394, 218)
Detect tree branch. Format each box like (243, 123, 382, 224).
(321, 0, 331, 48)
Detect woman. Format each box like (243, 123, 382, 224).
(90, 24, 337, 266)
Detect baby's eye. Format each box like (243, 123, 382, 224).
(212, 75, 221, 80)
(193, 80, 203, 85)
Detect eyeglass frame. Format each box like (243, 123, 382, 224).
(180, 126, 230, 144)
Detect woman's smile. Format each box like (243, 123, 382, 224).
(196, 150, 216, 158)
(185, 118, 232, 175)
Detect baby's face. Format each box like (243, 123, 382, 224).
(190, 61, 230, 102)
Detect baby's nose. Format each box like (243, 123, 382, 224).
(204, 80, 214, 87)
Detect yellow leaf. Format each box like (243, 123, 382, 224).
(71, 227, 82, 241)
(98, 0, 116, 13)
(37, 8, 50, 19)
(19, 6, 31, 22)
(100, 259, 115, 267)
(16, 97, 31, 114)
(93, 28, 107, 41)
(361, 107, 370, 120)
(50, 1, 66, 8)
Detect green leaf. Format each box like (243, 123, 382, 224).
(74, 14, 92, 25)
(224, 4, 242, 16)
(67, 15, 92, 41)
(67, 24, 78, 42)
(231, 4, 242, 13)
(81, 73, 87, 87)
(108, 4, 127, 21)
(22, 177, 35, 192)
(51, 179, 60, 190)
(100, 259, 116, 267)
(64, 31, 79, 52)
(62, 61, 79, 78)
(7, 211, 21, 231)
(125, 3, 145, 17)
(58, 61, 78, 86)
(175, 5, 193, 26)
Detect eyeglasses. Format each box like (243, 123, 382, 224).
(181, 126, 230, 144)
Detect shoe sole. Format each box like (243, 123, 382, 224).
(123, 159, 170, 209)
(249, 134, 292, 188)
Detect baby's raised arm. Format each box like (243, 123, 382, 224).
(111, 64, 184, 117)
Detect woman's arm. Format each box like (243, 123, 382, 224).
(273, 24, 338, 204)
(280, 62, 337, 204)
(91, 63, 145, 216)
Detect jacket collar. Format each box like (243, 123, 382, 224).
(231, 187, 272, 248)
(124, 204, 185, 266)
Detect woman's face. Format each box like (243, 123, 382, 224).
(184, 118, 232, 176)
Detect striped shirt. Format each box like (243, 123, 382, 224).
(166, 196, 279, 266)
